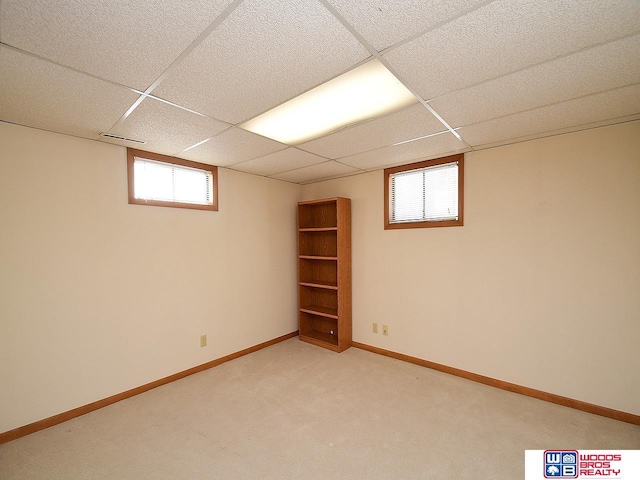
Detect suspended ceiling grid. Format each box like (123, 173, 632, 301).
(1, 0, 639, 184)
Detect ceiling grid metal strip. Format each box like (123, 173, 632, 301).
(317, 0, 471, 148)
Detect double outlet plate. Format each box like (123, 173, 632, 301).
(372, 323, 388, 336)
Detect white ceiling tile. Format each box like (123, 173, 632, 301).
(298, 103, 446, 159)
(0, 46, 139, 139)
(232, 148, 327, 177)
(153, 0, 371, 124)
(0, 0, 235, 90)
(385, 0, 640, 100)
(430, 35, 640, 128)
(326, 0, 489, 51)
(458, 84, 640, 147)
(105, 97, 230, 155)
(177, 128, 286, 167)
(339, 132, 468, 171)
(468, 115, 640, 151)
(270, 161, 361, 184)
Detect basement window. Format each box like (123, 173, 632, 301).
(127, 148, 218, 211)
(384, 154, 463, 229)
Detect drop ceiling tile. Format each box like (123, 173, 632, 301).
(0, 0, 234, 90)
(177, 128, 286, 167)
(0, 46, 138, 140)
(384, 0, 640, 100)
(270, 161, 361, 184)
(339, 132, 468, 171)
(457, 84, 640, 147)
(469, 115, 640, 151)
(327, 0, 489, 51)
(430, 35, 640, 128)
(232, 148, 327, 177)
(104, 97, 230, 155)
(154, 0, 371, 124)
(298, 103, 446, 159)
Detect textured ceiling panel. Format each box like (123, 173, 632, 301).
(106, 97, 230, 155)
(270, 161, 361, 184)
(2, 1, 639, 185)
(0, 0, 234, 90)
(430, 35, 640, 128)
(326, 0, 489, 51)
(232, 148, 327, 177)
(178, 128, 286, 166)
(298, 104, 446, 159)
(154, 0, 371, 124)
(469, 115, 640, 151)
(339, 132, 468, 171)
(0, 47, 138, 139)
(458, 84, 640, 147)
(385, 0, 640, 100)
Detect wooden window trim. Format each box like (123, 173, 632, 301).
(127, 148, 218, 211)
(384, 153, 464, 230)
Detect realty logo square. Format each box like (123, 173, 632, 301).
(544, 450, 578, 478)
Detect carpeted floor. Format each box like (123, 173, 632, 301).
(1, 338, 638, 479)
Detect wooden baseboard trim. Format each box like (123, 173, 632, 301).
(352, 341, 640, 426)
(0, 331, 299, 445)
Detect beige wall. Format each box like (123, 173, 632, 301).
(302, 121, 640, 415)
(0, 122, 301, 433)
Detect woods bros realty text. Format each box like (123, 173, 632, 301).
(576, 453, 621, 477)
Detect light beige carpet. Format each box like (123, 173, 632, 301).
(1, 338, 638, 479)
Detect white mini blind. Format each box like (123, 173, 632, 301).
(133, 157, 213, 205)
(390, 161, 458, 223)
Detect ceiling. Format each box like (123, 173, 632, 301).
(1, 0, 639, 185)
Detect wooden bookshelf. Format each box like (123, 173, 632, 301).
(297, 197, 351, 352)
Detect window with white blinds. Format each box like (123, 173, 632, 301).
(127, 148, 218, 211)
(384, 154, 463, 229)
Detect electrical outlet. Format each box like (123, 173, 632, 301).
(200, 334, 207, 347)
(373, 322, 378, 333)
(382, 325, 389, 336)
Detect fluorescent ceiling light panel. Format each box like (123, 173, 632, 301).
(240, 59, 417, 145)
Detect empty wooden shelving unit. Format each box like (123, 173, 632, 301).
(297, 197, 351, 352)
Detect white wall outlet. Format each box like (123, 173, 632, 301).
(200, 334, 207, 347)
(382, 325, 389, 336)
(373, 322, 378, 333)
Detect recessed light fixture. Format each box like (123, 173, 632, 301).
(240, 59, 417, 145)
